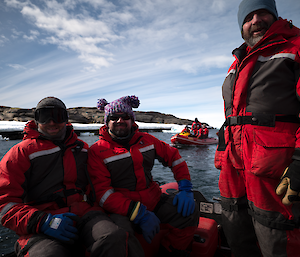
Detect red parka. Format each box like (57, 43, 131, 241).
(88, 124, 191, 217)
(215, 18, 300, 256)
(0, 121, 100, 240)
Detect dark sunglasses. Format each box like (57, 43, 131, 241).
(109, 114, 131, 121)
(35, 107, 68, 124)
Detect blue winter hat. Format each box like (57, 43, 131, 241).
(238, 0, 278, 31)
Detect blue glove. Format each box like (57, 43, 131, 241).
(133, 204, 160, 244)
(173, 180, 195, 217)
(40, 213, 79, 243)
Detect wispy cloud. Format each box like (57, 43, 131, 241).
(4, 0, 239, 72)
(0, 35, 9, 46)
(7, 64, 27, 70)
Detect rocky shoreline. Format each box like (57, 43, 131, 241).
(0, 106, 209, 126)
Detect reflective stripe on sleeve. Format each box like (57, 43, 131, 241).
(172, 157, 184, 167)
(29, 147, 61, 160)
(103, 152, 131, 164)
(0, 202, 18, 224)
(258, 53, 296, 62)
(99, 189, 115, 207)
(139, 144, 154, 153)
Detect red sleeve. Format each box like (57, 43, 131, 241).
(149, 134, 191, 181)
(0, 143, 41, 235)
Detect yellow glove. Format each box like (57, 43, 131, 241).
(276, 166, 300, 206)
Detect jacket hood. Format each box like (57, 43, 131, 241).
(23, 120, 40, 140)
(265, 18, 300, 41)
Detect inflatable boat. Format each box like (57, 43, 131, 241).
(171, 132, 218, 146)
(0, 182, 230, 257)
(137, 182, 231, 257)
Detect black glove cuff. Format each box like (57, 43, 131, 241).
(288, 195, 300, 202)
(286, 160, 300, 192)
(27, 211, 47, 234)
(127, 201, 138, 218)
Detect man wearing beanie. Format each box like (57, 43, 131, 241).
(215, 0, 300, 256)
(0, 96, 138, 257)
(88, 96, 200, 257)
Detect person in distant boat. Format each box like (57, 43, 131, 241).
(196, 126, 203, 139)
(181, 125, 190, 134)
(88, 95, 200, 257)
(191, 118, 202, 136)
(0, 97, 141, 257)
(202, 124, 209, 139)
(215, 0, 300, 256)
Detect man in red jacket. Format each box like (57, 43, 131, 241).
(191, 118, 201, 136)
(0, 97, 142, 257)
(88, 96, 200, 257)
(202, 124, 209, 139)
(215, 0, 300, 256)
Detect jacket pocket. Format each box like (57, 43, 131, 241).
(214, 149, 224, 170)
(251, 129, 295, 178)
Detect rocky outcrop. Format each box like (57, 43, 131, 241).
(0, 106, 197, 125)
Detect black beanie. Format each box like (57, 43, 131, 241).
(36, 97, 67, 110)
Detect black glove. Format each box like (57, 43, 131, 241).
(276, 160, 300, 205)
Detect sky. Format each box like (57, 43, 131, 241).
(1, 0, 300, 128)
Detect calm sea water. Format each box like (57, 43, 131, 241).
(0, 129, 220, 201)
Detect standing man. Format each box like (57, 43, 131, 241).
(215, 0, 300, 256)
(0, 97, 141, 257)
(88, 96, 200, 257)
(191, 118, 202, 136)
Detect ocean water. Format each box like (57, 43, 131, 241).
(0, 129, 220, 201)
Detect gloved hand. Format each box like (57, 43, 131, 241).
(276, 160, 300, 205)
(40, 213, 79, 243)
(173, 179, 195, 217)
(132, 203, 160, 244)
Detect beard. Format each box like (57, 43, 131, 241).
(109, 123, 131, 138)
(242, 21, 270, 48)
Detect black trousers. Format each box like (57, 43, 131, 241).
(16, 211, 144, 257)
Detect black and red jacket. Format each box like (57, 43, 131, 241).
(0, 120, 99, 238)
(88, 124, 191, 217)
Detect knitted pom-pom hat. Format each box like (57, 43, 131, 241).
(97, 95, 140, 124)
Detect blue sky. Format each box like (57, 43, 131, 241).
(1, 0, 300, 128)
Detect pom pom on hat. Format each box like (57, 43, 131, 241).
(97, 95, 140, 124)
(97, 98, 108, 111)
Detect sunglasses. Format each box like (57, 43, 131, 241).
(109, 114, 132, 121)
(35, 107, 68, 124)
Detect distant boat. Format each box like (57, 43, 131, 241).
(171, 132, 218, 146)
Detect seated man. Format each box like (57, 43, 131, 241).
(0, 97, 142, 257)
(88, 96, 200, 257)
(196, 127, 203, 139)
(202, 124, 209, 139)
